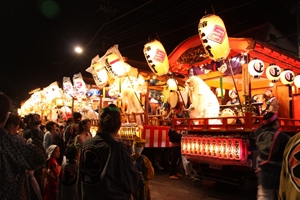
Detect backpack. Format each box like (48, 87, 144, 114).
(133, 155, 145, 189)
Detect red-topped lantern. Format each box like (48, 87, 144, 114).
(198, 14, 230, 62)
(248, 58, 264, 78)
(280, 69, 295, 85)
(143, 39, 169, 76)
(266, 64, 281, 82)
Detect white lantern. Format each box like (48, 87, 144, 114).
(105, 53, 127, 78)
(167, 78, 177, 91)
(266, 64, 281, 82)
(248, 58, 264, 78)
(198, 14, 230, 62)
(280, 70, 295, 85)
(215, 88, 225, 97)
(143, 39, 169, 76)
(294, 75, 300, 88)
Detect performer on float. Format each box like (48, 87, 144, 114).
(226, 90, 240, 105)
(264, 89, 279, 114)
(185, 76, 220, 124)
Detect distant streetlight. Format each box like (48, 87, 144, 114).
(75, 46, 83, 53)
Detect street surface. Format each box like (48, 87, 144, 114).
(149, 166, 257, 200)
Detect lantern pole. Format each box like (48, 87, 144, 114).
(227, 58, 244, 114)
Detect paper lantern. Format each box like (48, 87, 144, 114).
(198, 14, 230, 62)
(167, 78, 177, 91)
(216, 88, 225, 97)
(280, 70, 295, 85)
(143, 39, 169, 76)
(105, 53, 127, 78)
(93, 64, 109, 87)
(248, 58, 264, 78)
(266, 64, 281, 82)
(294, 75, 300, 88)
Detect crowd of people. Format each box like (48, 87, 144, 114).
(1, 87, 300, 200)
(0, 92, 153, 200)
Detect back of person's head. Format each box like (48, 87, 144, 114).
(73, 112, 82, 123)
(25, 113, 42, 129)
(132, 136, 146, 154)
(4, 113, 21, 129)
(78, 119, 91, 133)
(64, 145, 78, 162)
(262, 112, 278, 128)
(0, 92, 12, 124)
(99, 104, 121, 134)
(45, 121, 56, 132)
(66, 117, 74, 125)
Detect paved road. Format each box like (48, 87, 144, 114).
(149, 166, 257, 200)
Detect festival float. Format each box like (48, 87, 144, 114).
(164, 14, 300, 185)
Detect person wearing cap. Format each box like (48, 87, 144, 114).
(264, 89, 279, 114)
(0, 92, 47, 200)
(78, 104, 142, 200)
(226, 90, 240, 105)
(132, 136, 154, 200)
(279, 131, 300, 200)
(44, 145, 61, 200)
(255, 112, 290, 200)
(63, 112, 82, 146)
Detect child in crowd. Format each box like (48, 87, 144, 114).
(58, 145, 79, 200)
(44, 145, 61, 200)
(132, 136, 155, 200)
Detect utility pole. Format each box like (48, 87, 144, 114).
(291, 3, 300, 58)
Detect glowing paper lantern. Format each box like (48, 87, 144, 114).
(216, 88, 225, 97)
(266, 64, 281, 82)
(105, 53, 127, 78)
(167, 78, 177, 91)
(143, 39, 169, 76)
(198, 14, 230, 62)
(86, 55, 108, 87)
(280, 70, 295, 85)
(73, 72, 87, 97)
(248, 58, 264, 78)
(63, 77, 74, 96)
(294, 75, 300, 88)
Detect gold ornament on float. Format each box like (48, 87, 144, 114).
(198, 14, 230, 62)
(143, 39, 169, 76)
(266, 64, 281, 82)
(280, 70, 295, 85)
(248, 58, 264, 78)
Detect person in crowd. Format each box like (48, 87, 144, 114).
(66, 117, 74, 127)
(43, 121, 58, 150)
(264, 89, 279, 114)
(78, 104, 142, 200)
(226, 90, 240, 105)
(168, 128, 182, 180)
(132, 136, 155, 200)
(74, 118, 92, 157)
(40, 124, 46, 133)
(44, 121, 66, 165)
(58, 125, 65, 138)
(279, 132, 300, 200)
(44, 145, 61, 200)
(23, 113, 44, 140)
(4, 113, 22, 135)
(64, 112, 81, 146)
(255, 112, 290, 200)
(0, 92, 47, 200)
(22, 113, 46, 199)
(58, 145, 79, 200)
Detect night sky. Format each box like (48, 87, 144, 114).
(1, 0, 299, 106)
